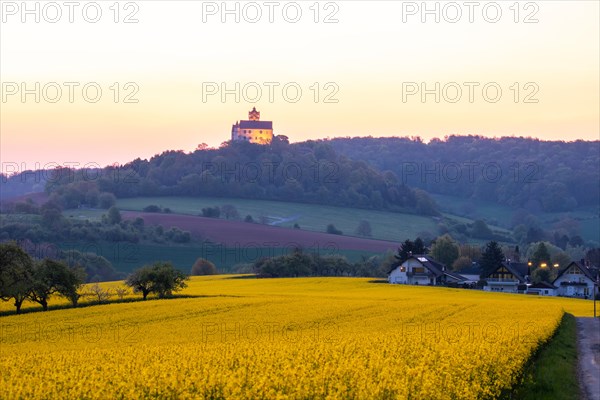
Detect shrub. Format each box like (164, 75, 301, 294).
(143, 205, 161, 213)
(326, 224, 343, 235)
(191, 258, 218, 275)
(201, 207, 221, 218)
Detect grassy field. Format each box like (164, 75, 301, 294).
(513, 313, 580, 400)
(432, 194, 516, 227)
(0, 277, 595, 398)
(59, 241, 382, 274)
(115, 196, 442, 242)
(432, 193, 600, 244)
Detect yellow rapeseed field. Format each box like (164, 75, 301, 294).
(0, 276, 595, 399)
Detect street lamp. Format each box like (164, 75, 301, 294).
(540, 263, 547, 268)
(553, 263, 559, 268)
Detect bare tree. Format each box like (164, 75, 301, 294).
(87, 283, 112, 304)
(114, 286, 129, 300)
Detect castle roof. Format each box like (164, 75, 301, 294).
(238, 120, 273, 130)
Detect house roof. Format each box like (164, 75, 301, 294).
(552, 261, 599, 284)
(444, 270, 469, 282)
(388, 255, 437, 275)
(418, 256, 446, 277)
(506, 262, 529, 279)
(483, 261, 529, 283)
(529, 281, 557, 290)
(456, 263, 481, 276)
(388, 255, 470, 282)
(238, 120, 273, 130)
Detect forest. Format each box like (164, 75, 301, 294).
(327, 135, 599, 212)
(2, 135, 597, 216)
(30, 138, 440, 216)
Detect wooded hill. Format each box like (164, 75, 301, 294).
(327, 135, 599, 213)
(41, 138, 439, 216)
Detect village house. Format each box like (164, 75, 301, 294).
(231, 107, 273, 145)
(526, 281, 557, 297)
(482, 261, 530, 293)
(388, 255, 467, 286)
(454, 263, 482, 285)
(552, 261, 599, 299)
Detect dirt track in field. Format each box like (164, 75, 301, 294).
(123, 211, 399, 252)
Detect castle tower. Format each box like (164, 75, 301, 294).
(248, 107, 260, 121)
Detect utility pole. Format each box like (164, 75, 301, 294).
(594, 279, 598, 319)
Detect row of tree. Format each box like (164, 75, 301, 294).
(0, 242, 85, 313)
(253, 249, 389, 278)
(0, 242, 190, 314)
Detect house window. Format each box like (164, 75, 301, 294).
(491, 272, 515, 280)
(400, 267, 406, 272)
(413, 267, 425, 274)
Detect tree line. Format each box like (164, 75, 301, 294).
(0, 242, 85, 313)
(40, 139, 439, 216)
(2, 200, 192, 245)
(253, 249, 392, 278)
(328, 135, 599, 213)
(0, 242, 189, 314)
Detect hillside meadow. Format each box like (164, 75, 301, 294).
(0, 276, 595, 399)
(113, 196, 443, 242)
(431, 194, 600, 244)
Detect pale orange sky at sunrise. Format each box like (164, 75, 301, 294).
(1, 0, 599, 169)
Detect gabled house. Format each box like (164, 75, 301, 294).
(552, 261, 599, 299)
(482, 261, 530, 293)
(388, 255, 468, 286)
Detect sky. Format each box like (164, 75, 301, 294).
(1, 0, 599, 169)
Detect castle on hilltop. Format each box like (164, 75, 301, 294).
(231, 107, 273, 145)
